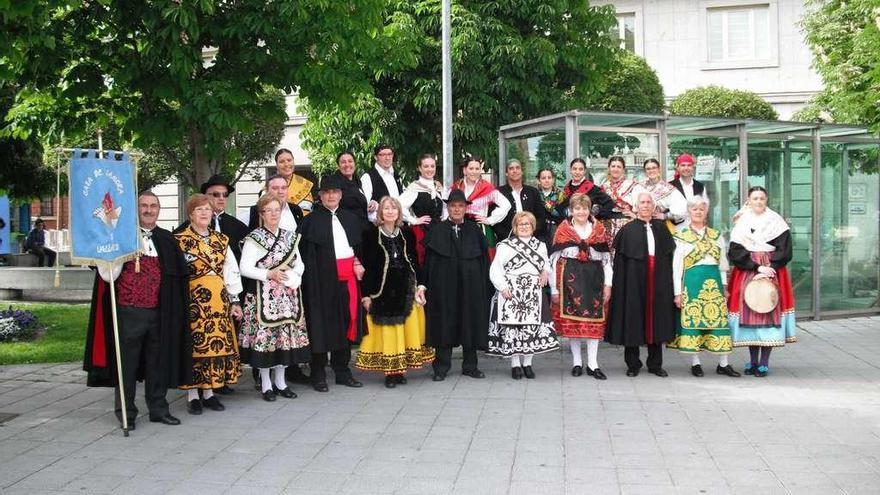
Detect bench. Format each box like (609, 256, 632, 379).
(0, 267, 95, 300)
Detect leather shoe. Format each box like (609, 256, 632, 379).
(744, 363, 756, 375)
(626, 368, 640, 377)
(187, 399, 203, 415)
(571, 365, 583, 377)
(286, 366, 312, 384)
(691, 364, 704, 377)
(215, 385, 234, 395)
(202, 396, 225, 411)
(754, 365, 768, 377)
(522, 366, 535, 379)
(385, 376, 397, 388)
(313, 381, 329, 392)
(511, 366, 524, 380)
(432, 373, 446, 382)
(149, 414, 181, 426)
(716, 364, 741, 377)
(462, 368, 485, 379)
(123, 421, 136, 431)
(335, 376, 364, 388)
(587, 367, 607, 380)
(262, 389, 276, 402)
(648, 368, 669, 377)
(395, 375, 407, 385)
(274, 386, 297, 398)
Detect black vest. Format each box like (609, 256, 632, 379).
(670, 178, 705, 198)
(366, 166, 403, 202)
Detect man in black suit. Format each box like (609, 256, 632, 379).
(494, 159, 546, 240)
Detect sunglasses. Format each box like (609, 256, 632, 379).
(208, 192, 231, 198)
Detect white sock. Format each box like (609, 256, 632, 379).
(522, 354, 533, 367)
(272, 365, 288, 390)
(202, 388, 214, 400)
(586, 338, 599, 370)
(259, 368, 272, 393)
(691, 354, 701, 366)
(569, 339, 583, 367)
(511, 355, 522, 367)
(187, 389, 199, 401)
(719, 355, 729, 367)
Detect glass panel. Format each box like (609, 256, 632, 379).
(747, 138, 814, 313)
(726, 10, 751, 59)
(819, 143, 880, 312)
(505, 130, 567, 188)
(707, 10, 723, 61)
(579, 131, 659, 184)
(667, 135, 741, 237)
(623, 14, 635, 52)
(753, 6, 769, 58)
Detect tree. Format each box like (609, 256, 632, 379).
(1, 1, 395, 190)
(799, 0, 880, 132)
(669, 86, 778, 120)
(301, 1, 619, 177)
(0, 84, 52, 200)
(587, 51, 665, 113)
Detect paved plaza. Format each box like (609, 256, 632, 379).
(1, 316, 879, 494)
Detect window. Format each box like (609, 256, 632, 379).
(707, 5, 770, 62)
(39, 197, 54, 217)
(615, 13, 637, 53)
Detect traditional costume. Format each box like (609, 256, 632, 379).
(728, 207, 795, 376)
(244, 201, 303, 233)
(600, 178, 647, 252)
(355, 226, 434, 383)
(487, 235, 559, 378)
(667, 226, 739, 376)
(450, 178, 511, 259)
(399, 177, 446, 266)
(361, 164, 403, 223)
(174, 227, 243, 394)
(287, 174, 316, 215)
(321, 171, 369, 221)
(239, 227, 310, 400)
(538, 187, 563, 244)
(606, 218, 676, 376)
(424, 195, 491, 379)
(298, 184, 368, 390)
(84, 226, 190, 427)
(493, 184, 547, 240)
(549, 219, 612, 379)
(642, 178, 688, 232)
(555, 178, 615, 220)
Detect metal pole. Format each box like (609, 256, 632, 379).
(54, 153, 61, 288)
(441, 0, 454, 187)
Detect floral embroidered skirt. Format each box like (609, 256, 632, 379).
(487, 292, 560, 357)
(667, 264, 731, 354)
(239, 292, 311, 369)
(355, 304, 434, 375)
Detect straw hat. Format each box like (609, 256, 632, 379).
(744, 278, 779, 314)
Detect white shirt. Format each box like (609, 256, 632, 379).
(98, 227, 158, 282)
(510, 186, 523, 212)
(239, 229, 304, 289)
(361, 164, 401, 223)
(399, 177, 447, 224)
(645, 221, 655, 256)
(678, 177, 709, 203)
(329, 208, 355, 259)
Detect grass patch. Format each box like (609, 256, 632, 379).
(0, 301, 90, 365)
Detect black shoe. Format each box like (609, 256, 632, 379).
(202, 396, 225, 411)
(691, 364, 704, 377)
(522, 366, 535, 379)
(274, 386, 297, 398)
(716, 364, 741, 377)
(313, 381, 329, 392)
(286, 366, 312, 384)
(385, 376, 397, 388)
(215, 385, 234, 395)
(123, 421, 135, 431)
(335, 376, 364, 388)
(587, 367, 607, 380)
(648, 368, 669, 377)
(262, 389, 276, 402)
(744, 363, 756, 375)
(571, 365, 583, 377)
(626, 368, 640, 377)
(395, 375, 407, 385)
(462, 368, 485, 379)
(149, 414, 181, 426)
(432, 373, 446, 382)
(511, 366, 524, 380)
(187, 399, 203, 415)
(754, 365, 768, 378)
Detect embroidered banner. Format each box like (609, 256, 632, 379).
(68, 149, 139, 264)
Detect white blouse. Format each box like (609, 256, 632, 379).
(672, 226, 729, 296)
(489, 237, 552, 292)
(239, 229, 305, 290)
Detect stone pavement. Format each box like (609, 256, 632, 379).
(1, 316, 879, 495)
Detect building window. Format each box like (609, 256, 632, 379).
(39, 197, 54, 217)
(707, 5, 770, 62)
(615, 13, 637, 53)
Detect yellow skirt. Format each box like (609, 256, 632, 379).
(355, 304, 434, 375)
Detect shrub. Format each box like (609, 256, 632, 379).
(0, 307, 43, 343)
(669, 86, 778, 120)
(589, 51, 665, 113)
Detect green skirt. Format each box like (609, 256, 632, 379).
(667, 264, 731, 354)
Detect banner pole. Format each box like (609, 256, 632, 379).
(107, 261, 130, 437)
(54, 153, 61, 288)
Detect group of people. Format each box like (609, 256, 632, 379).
(82, 145, 796, 430)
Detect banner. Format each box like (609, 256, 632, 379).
(0, 195, 9, 255)
(68, 149, 139, 264)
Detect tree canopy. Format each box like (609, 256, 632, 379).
(301, 0, 620, 177)
(669, 86, 778, 120)
(587, 51, 665, 114)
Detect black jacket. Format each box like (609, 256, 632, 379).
(493, 184, 547, 240)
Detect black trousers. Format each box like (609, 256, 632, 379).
(310, 347, 352, 383)
(114, 306, 168, 422)
(624, 344, 663, 371)
(28, 246, 56, 267)
(432, 347, 478, 375)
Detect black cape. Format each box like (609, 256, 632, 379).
(423, 219, 490, 349)
(175, 212, 250, 262)
(298, 205, 369, 352)
(605, 219, 676, 346)
(83, 226, 192, 388)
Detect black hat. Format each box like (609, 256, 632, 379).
(200, 174, 235, 194)
(318, 174, 345, 192)
(443, 189, 472, 205)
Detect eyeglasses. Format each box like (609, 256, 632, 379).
(208, 192, 231, 198)
(261, 208, 282, 214)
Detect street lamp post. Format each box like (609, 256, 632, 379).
(441, 0, 454, 186)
